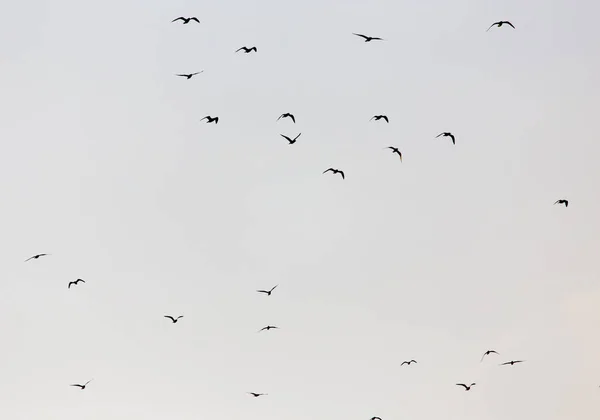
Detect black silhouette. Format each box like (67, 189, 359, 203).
(481, 350, 499, 362)
(200, 116, 219, 124)
(281, 133, 301, 145)
(353, 33, 384, 42)
(259, 325, 279, 332)
(487, 21, 515, 31)
(323, 168, 345, 179)
(554, 199, 568, 207)
(386, 147, 402, 162)
(71, 379, 93, 390)
(24, 253, 49, 262)
(370, 115, 389, 123)
(277, 113, 296, 123)
(456, 383, 476, 391)
(236, 46, 257, 53)
(500, 360, 524, 366)
(436, 132, 455, 145)
(401, 360, 417, 366)
(248, 392, 267, 397)
(172, 17, 200, 24)
(68, 279, 85, 289)
(164, 315, 184, 323)
(257, 285, 278, 296)
(176, 71, 203, 79)
(371, 417, 382, 420)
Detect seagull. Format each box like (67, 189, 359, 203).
(436, 132, 455, 145)
(401, 360, 417, 366)
(277, 113, 296, 123)
(352, 33, 384, 42)
(70, 379, 93, 390)
(24, 253, 50, 262)
(248, 392, 267, 397)
(280, 133, 301, 145)
(480, 350, 499, 362)
(200, 116, 219, 124)
(164, 315, 184, 323)
(456, 383, 476, 391)
(554, 199, 568, 207)
(257, 285, 278, 296)
(68, 279, 85, 289)
(176, 71, 203, 79)
(370, 115, 389, 123)
(172, 17, 200, 24)
(236, 46, 257, 53)
(500, 360, 524, 366)
(371, 417, 383, 420)
(259, 325, 279, 332)
(487, 21, 515, 31)
(323, 168, 345, 179)
(386, 147, 402, 162)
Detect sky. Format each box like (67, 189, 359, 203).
(1, 0, 600, 419)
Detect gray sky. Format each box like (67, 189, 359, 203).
(1, 0, 599, 419)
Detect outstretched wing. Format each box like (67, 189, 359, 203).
(352, 33, 368, 40)
(172, 17, 185, 22)
(456, 384, 468, 389)
(383, 116, 389, 123)
(293, 133, 302, 141)
(449, 134, 455, 144)
(435, 133, 444, 138)
(68, 282, 75, 288)
(506, 21, 515, 29)
(164, 315, 175, 322)
(270, 285, 279, 292)
(176, 316, 184, 320)
(486, 22, 498, 31)
(235, 47, 245, 53)
(257, 290, 269, 294)
(401, 361, 408, 366)
(339, 171, 345, 179)
(323, 168, 334, 174)
(289, 114, 295, 123)
(190, 17, 200, 23)
(280, 134, 292, 143)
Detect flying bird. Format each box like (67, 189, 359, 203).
(371, 417, 382, 420)
(257, 285, 278, 296)
(500, 360, 524, 366)
(277, 113, 296, 123)
(436, 132, 455, 145)
(480, 350, 499, 362)
(172, 17, 200, 24)
(24, 253, 49, 262)
(370, 115, 389, 123)
(248, 392, 267, 397)
(164, 315, 184, 323)
(386, 146, 402, 162)
(456, 383, 476, 391)
(236, 46, 257, 53)
(487, 21, 515, 31)
(259, 325, 279, 332)
(323, 168, 345, 179)
(200, 116, 219, 124)
(401, 360, 417, 366)
(68, 279, 85, 289)
(554, 199, 568, 207)
(176, 71, 203, 79)
(70, 379, 93, 390)
(352, 33, 384, 42)
(280, 133, 301, 145)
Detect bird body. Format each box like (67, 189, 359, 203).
(248, 392, 267, 397)
(481, 350, 499, 362)
(436, 132, 455, 145)
(500, 360, 524, 366)
(280, 133, 301, 144)
(386, 147, 402, 162)
(277, 113, 296, 123)
(554, 199, 568, 207)
(257, 285, 278, 296)
(25, 253, 49, 262)
(200, 116, 219, 124)
(487, 21, 515, 31)
(176, 71, 203, 79)
(323, 168, 345, 179)
(164, 315, 184, 323)
(259, 325, 279, 332)
(401, 360, 417, 366)
(236, 46, 257, 53)
(172, 17, 200, 24)
(68, 279, 85, 289)
(353, 33, 384, 42)
(71, 379, 93, 390)
(456, 383, 476, 391)
(370, 115, 389, 123)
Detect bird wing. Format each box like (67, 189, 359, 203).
(68, 282, 74, 288)
(70, 384, 83, 387)
(410, 360, 417, 363)
(290, 115, 295, 123)
(190, 17, 200, 23)
(371, 37, 383, 40)
(293, 133, 302, 141)
(370, 116, 376, 121)
(323, 168, 334, 174)
(172, 17, 185, 22)
(164, 316, 175, 321)
(200, 116, 209, 121)
(456, 384, 467, 389)
(191, 72, 202, 76)
(175, 74, 189, 77)
(435, 133, 444, 138)
(500, 361, 512, 365)
(383, 116, 389, 122)
(470, 383, 476, 386)
(277, 114, 284, 121)
(401, 361, 408, 365)
(257, 290, 269, 294)
(84, 379, 93, 386)
(259, 327, 268, 331)
(565, 201, 568, 207)
(398, 153, 402, 162)
(78, 279, 85, 283)
(339, 171, 345, 179)
(177, 316, 184, 320)
(486, 23, 497, 31)
(235, 47, 245, 52)
(251, 47, 257, 52)
(280, 134, 292, 142)
(506, 21, 515, 29)
(352, 33, 368, 40)
(270, 285, 278, 292)
(450, 134, 455, 144)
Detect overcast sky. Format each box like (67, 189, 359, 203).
(1, 0, 600, 419)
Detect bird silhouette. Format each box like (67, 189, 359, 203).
(280, 133, 301, 144)
(248, 392, 267, 397)
(436, 132, 455, 145)
(236, 46, 257, 53)
(259, 325, 279, 332)
(172, 17, 200, 24)
(164, 315, 184, 323)
(371, 417, 383, 420)
(68, 279, 85, 289)
(200, 116, 219, 124)
(386, 147, 402, 162)
(487, 21, 515, 31)
(24, 253, 49, 262)
(456, 383, 476, 391)
(323, 168, 345, 179)
(257, 285, 278, 296)
(70, 379, 93, 390)
(176, 71, 203, 79)
(277, 113, 296, 123)
(500, 360, 524, 366)
(481, 350, 499, 362)
(370, 115, 389, 123)
(401, 360, 417, 366)
(554, 199, 568, 207)
(353, 33, 384, 42)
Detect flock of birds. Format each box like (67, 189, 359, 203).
(17, 10, 582, 414)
